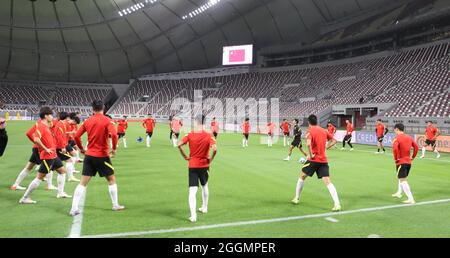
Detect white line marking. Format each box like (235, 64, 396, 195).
(345, 149, 450, 163)
(325, 217, 339, 223)
(368, 234, 381, 238)
(68, 191, 86, 238)
(81, 198, 450, 238)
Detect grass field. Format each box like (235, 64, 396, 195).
(0, 121, 449, 238)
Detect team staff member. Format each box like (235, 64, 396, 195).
(19, 107, 71, 204)
(375, 119, 389, 154)
(420, 121, 441, 159)
(143, 114, 156, 148)
(0, 117, 7, 157)
(292, 115, 341, 212)
(178, 115, 217, 223)
(70, 100, 124, 216)
(391, 123, 419, 204)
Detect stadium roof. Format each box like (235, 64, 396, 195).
(0, 0, 391, 83)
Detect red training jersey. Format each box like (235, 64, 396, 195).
(346, 123, 354, 135)
(211, 121, 219, 133)
(181, 130, 216, 168)
(425, 126, 439, 141)
(171, 119, 182, 133)
(242, 122, 250, 134)
(117, 120, 128, 134)
(327, 124, 337, 135)
(267, 123, 275, 134)
(306, 125, 333, 163)
(53, 120, 68, 149)
(26, 121, 40, 148)
(376, 123, 385, 137)
(34, 121, 57, 160)
(281, 122, 290, 133)
(392, 133, 419, 165)
(143, 118, 155, 132)
(75, 113, 118, 158)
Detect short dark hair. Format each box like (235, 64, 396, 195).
(194, 115, 205, 125)
(394, 123, 405, 132)
(148, 114, 152, 116)
(92, 100, 104, 112)
(308, 115, 318, 126)
(59, 111, 69, 120)
(39, 107, 53, 119)
(245, 118, 250, 122)
(294, 119, 299, 124)
(377, 119, 382, 122)
(427, 121, 433, 124)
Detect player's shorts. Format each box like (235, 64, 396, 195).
(213, 132, 218, 138)
(302, 161, 330, 179)
(65, 144, 74, 153)
(291, 138, 302, 148)
(189, 168, 209, 187)
(425, 139, 436, 147)
(343, 135, 352, 142)
(146, 132, 153, 138)
(396, 164, 411, 179)
(29, 148, 42, 165)
(243, 133, 249, 140)
(169, 130, 173, 139)
(39, 158, 64, 174)
(82, 155, 115, 178)
(283, 132, 290, 137)
(68, 140, 76, 147)
(268, 132, 273, 137)
(377, 136, 384, 143)
(118, 133, 126, 138)
(57, 149, 72, 161)
(173, 132, 180, 138)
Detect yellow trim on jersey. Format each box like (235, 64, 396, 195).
(302, 163, 311, 168)
(60, 152, 72, 158)
(36, 129, 42, 139)
(104, 161, 114, 170)
(397, 165, 402, 174)
(43, 160, 50, 173)
(59, 128, 64, 134)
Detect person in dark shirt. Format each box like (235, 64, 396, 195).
(284, 119, 307, 162)
(0, 117, 7, 157)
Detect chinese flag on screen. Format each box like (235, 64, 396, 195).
(229, 49, 246, 62)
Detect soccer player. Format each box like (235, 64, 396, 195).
(143, 114, 156, 148)
(242, 118, 250, 148)
(178, 115, 217, 223)
(19, 107, 71, 204)
(117, 116, 128, 148)
(267, 122, 275, 147)
(341, 119, 354, 151)
(327, 121, 337, 149)
(292, 115, 341, 212)
(67, 114, 83, 163)
(284, 119, 307, 162)
(210, 117, 219, 139)
(54, 112, 79, 182)
(70, 100, 124, 216)
(171, 117, 183, 147)
(280, 119, 291, 147)
(0, 117, 7, 157)
(391, 123, 419, 204)
(375, 119, 389, 154)
(420, 121, 441, 159)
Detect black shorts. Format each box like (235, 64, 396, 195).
(243, 133, 249, 140)
(425, 140, 436, 147)
(343, 135, 352, 142)
(57, 149, 72, 161)
(189, 168, 209, 187)
(118, 133, 126, 139)
(302, 161, 330, 179)
(397, 164, 411, 179)
(82, 155, 115, 178)
(68, 140, 76, 147)
(29, 148, 42, 165)
(284, 132, 290, 137)
(173, 132, 180, 138)
(66, 144, 74, 153)
(213, 132, 218, 138)
(291, 138, 302, 148)
(146, 132, 153, 138)
(39, 158, 64, 174)
(268, 133, 273, 137)
(377, 136, 384, 143)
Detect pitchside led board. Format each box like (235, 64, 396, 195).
(222, 45, 254, 66)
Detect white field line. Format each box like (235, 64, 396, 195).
(81, 198, 450, 238)
(325, 217, 339, 223)
(68, 191, 86, 238)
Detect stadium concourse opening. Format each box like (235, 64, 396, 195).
(0, 0, 449, 244)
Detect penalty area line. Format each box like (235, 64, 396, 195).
(81, 198, 450, 238)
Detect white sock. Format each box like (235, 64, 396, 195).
(327, 183, 341, 206)
(66, 162, 74, 179)
(284, 137, 287, 146)
(396, 180, 402, 195)
(76, 150, 80, 161)
(434, 149, 440, 156)
(189, 187, 198, 218)
(295, 178, 304, 200)
(201, 184, 209, 210)
(422, 147, 426, 157)
(401, 181, 414, 201)
(23, 178, 42, 199)
(57, 173, 66, 195)
(71, 184, 86, 212)
(172, 138, 177, 147)
(242, 139, 246, 147)
(46, 172, 54, 187)
(108, 184, 119, 207)
(14, 168, 31, 187)
(246, 139, 249, 147)
(146, 136, 150, 147)
(123, 138, 127, 148)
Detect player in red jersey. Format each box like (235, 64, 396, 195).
(242, 118, 250, 148)
(70, 100, 124, 216)
(171, 117, 183, 147)
(375, 119, 389, 154)
(178, 115, 217, 223)
(391, 123, 419, 204)
(116, 116, 129, 149)
(19, 107, 72, 204)
(54, 112, 79, 182)
(327, 121, 337, 149)
(143, 114, 156, 148)
(67, 113, 83, 163)
(292, 115, 341, 212)
(280, 119, 291, 147)
(0, 117, 6, 157)
(210, 117, 219, 139)
(341, 119, 354, 151)
(267, 122, 276, 147)
(420, 121, 441, 159)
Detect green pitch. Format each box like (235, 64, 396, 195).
(0, 121, 449, 238)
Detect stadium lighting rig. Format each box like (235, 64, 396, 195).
(118, 0, 159, 17)
(182, 0, 222, 20)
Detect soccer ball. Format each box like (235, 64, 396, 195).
(299, 157, 307, 164)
